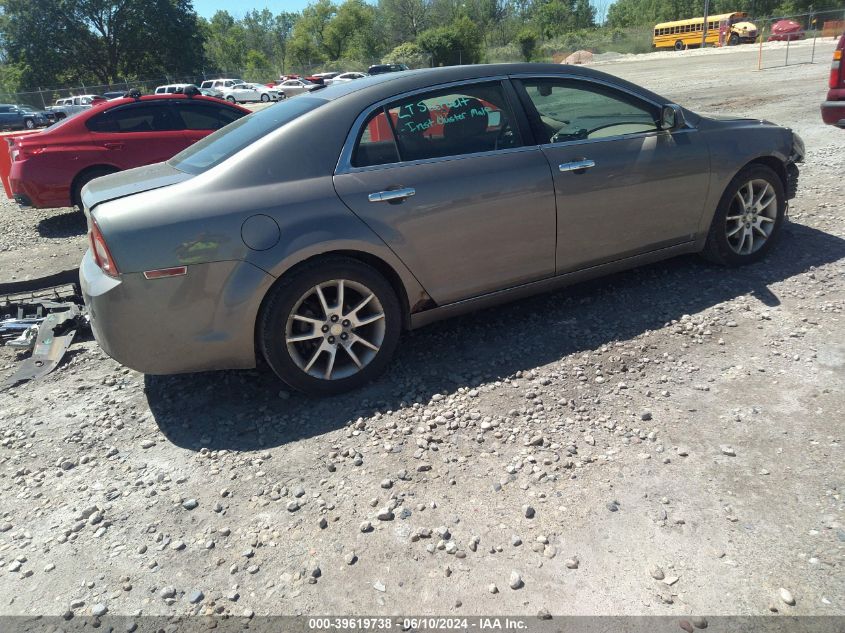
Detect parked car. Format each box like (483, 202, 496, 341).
(200, 88, 225, 100)
(17, 105, 57, 126)
(199, 78, 245, 91)
(0, 104, 48, 130)
(6, 93, 249, 209)
(768, 19, 805, 41)
(325, 72, 367, 85)
(821, 31, 845, 127)
(367, 63, 409, 75)
(78, 63, 804, 395)
(48, 94, 107, 120)
(306, 72, 341, 85)
(243, 83, 283, 101)
(198, 79, 271, 103)
(155, 83, 198, 95)
(276, 78, 322, 97)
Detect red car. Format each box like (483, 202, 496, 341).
(822, 32, 845, 128)
(6, 93, 249, 209)
(768, 19, 805, 42)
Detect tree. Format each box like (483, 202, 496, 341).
(384, 41, 429, 67)
(516, 28, 538, 61)
(289, 0, 336, 65)
(203, 11, 249, 73)
(417, 16, 482, 65)
(379, 0, 429, 44)
(1, 0, 205, 88)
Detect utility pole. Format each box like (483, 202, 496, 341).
(701, 0, 710, 48)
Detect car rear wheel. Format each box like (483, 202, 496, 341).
(24, 119, 35, 129)
(226, 95, 236, 103)
(701, 164, 785, 266)
(259, 257, 401, 395)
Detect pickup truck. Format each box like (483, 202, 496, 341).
(47, 94, 106, 120)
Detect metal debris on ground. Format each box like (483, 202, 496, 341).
(0, 283, 88, 391)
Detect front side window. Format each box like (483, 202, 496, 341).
(87, 103, 179, 133)
(352, 81, 522, 167)
(517, 78, 658, 143)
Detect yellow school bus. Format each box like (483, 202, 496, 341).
(653, 12, 758, 50)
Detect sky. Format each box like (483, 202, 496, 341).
(192, 0, 607, 21)
(193, 0, 313, 17)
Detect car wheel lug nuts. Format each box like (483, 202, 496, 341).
(340, 333, 348, 340)
(328, 336, 335, 344)
(342, 319, 350, 327)
(321, 325, 329, 333)
(331, 315, 339, 322)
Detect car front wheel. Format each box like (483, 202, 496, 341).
(701, 164, 785, 266)
(259, 257, 401, 395)
(260, 93, 269, 102)
(25, 119, 35, 129)
(226, 95, 236, 103)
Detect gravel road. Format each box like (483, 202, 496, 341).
(0, 42, 842, 621)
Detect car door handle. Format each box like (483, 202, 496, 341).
(559, 159, 595, 173)
(368, 188, 416, 203)
(103, 142, 124, 150)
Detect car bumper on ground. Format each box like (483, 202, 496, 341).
(820, 101, 845, 127)
(80, 249, 276, 374)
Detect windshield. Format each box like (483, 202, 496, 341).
(168, 96, 326, 174)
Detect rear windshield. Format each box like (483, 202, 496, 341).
(168, 96, 325, 174)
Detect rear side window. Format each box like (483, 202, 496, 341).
(352, 110, 400, 168)
(174, 102, 245, 130)
(351, 81, 522, 167)
(87, 103, 179, 133)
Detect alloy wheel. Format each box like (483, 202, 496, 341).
(285, 279, 386, 380)
(725, 178, 778, 256)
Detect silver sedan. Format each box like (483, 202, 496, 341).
(80, 63, 803, 395)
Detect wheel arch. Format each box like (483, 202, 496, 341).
(740, 155, 787, 190)
(71, 164, 121, 207)
(255, 249, 430, 338)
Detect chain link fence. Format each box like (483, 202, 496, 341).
(0, 61, 391, 109)
(755, 8, 845, 69)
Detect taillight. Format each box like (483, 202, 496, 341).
(11, 145, 39, 161)
(89, 219, 119, 277)
(832, 47, 843, 89)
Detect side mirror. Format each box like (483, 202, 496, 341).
(661, 104, 686, 131)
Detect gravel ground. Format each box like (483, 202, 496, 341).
(0, 44, 843, 620)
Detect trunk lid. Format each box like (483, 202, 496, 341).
(81, 161, 193, 212)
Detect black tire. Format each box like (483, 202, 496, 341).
(226, 95, 236, 103)
(260, 93, 269, 102)
(674, 40, 685, 51)
(259, 256, 402, 395)
(24, 119, 35, 129)
(728, 33, 740, 46)
(700, 164, 786, 266)
(71, 167, 118, 210)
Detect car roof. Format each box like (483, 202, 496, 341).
(312, 63, 667, 105)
